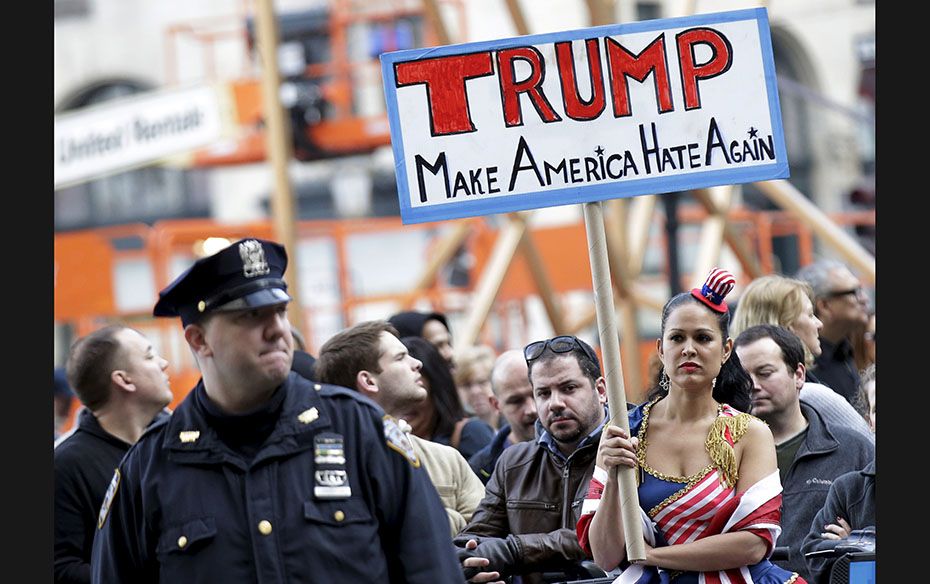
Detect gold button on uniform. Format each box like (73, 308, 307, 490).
(258, 520, 273, 535)
(177, 536, 188, 549)
(333, 510, 345, 522)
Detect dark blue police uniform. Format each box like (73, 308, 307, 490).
(90, 238, 463, 583)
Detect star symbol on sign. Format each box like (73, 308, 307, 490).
(748, 127, 759, 138)
(595, 146, 605, 156)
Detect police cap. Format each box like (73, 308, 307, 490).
(153, 238, 291, 326)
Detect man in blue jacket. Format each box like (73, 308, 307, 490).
(91, 238, 463, 584)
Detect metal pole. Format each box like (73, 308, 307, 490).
(254, 0, 305, 335)
(583, 201, 646, 563)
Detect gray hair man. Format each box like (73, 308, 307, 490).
(795, 260, 870, 403)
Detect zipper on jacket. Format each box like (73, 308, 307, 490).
(561, 460, 572, 527)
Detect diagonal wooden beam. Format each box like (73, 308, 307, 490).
(691, 185, 734, 282)
(503, 0, 531, 35)
(566, 195, 662, 334)
(584, 0, 616, 26)
(400, 220, 473, 308)
(627, 195, 657, 277)
(458, 216, 527, 347)
(604, 200, 633, 294)
(754, 179, 875, 283)
(516, 215, 567, 334)
(420, 0, 451, 44)
(691, 188, 763, 278)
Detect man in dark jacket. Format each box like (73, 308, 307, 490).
(54, 325, 173, 584)
(91, 238, 463, 584)
(735, 325, 874, 582)
(468, 349, 538, 483)
(455, 335, 608, 584)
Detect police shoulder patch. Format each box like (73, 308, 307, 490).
(383, 415, 420, 468)
(97, 468, 120, 529)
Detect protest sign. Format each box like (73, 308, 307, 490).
(382, 8, 787, 224)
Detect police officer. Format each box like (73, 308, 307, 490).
(91, 238, 464, 583)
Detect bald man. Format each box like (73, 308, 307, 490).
(468, 350, 538, 483)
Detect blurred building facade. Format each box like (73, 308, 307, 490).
(55, 0, 875, 230)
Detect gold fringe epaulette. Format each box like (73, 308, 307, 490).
(704, 412, 751, 488)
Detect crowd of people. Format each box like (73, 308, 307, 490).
(53, 237, 876, 584)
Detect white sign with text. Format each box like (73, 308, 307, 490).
(381, 8, 788, 224)
(55, 84, 226, 188)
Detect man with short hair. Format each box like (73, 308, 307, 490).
(455, 335, 608, 584)
(735, 324, 873, 581)
(468, 349, 538, 483)
(795, 260, 871, 403)
(91, 238, 462, 583)
(55, 325, 172, 584)
(316, 320, 486, 535)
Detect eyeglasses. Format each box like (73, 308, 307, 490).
(524, 335, 598, 364)
(825, 286, 864, 299)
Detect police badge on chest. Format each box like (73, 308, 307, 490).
(313, 434, 351, 499)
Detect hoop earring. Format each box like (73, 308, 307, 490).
(660, 370, 670, 392)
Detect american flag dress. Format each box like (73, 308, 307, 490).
(576, 399, 805, 584)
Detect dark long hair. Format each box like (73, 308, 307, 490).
(648, 293, 753, 412)
(401, 336, 464, 437)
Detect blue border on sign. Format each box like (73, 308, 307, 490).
(381, 8, 788, 225)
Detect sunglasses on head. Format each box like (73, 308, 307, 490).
(524, 335, 598, 364)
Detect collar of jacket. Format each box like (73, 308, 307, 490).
(161, 372, 332, 467)
(75, 407, 133, 449)
(817, 336, 854, 362)
(796, 401, 841, 458)
(488, 423, 513, 455)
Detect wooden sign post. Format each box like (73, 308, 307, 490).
(583, 200, 646, 561)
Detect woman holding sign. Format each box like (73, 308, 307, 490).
(575, 268, 805, 583)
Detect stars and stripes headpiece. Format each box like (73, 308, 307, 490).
(691, 267, 736, 313)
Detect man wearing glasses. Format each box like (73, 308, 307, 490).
(454, 335, 610, 584)
(796, 260, 871, 404)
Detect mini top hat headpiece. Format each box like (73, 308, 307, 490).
(690, 267, 736, 313)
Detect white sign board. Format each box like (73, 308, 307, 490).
(54, 84, 226, 189)
(381, 8, 788, 224)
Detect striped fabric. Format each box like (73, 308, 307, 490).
(578, 470, 784, 584)
(576, 403, 795, 584)
(691, 267, 736, 312)
(705, 268, 736, 297)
